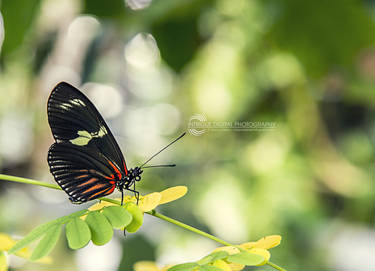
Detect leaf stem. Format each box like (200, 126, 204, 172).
(0, 174, 61, 190)
(146, 210, 233, 246)
(0, 174, 286, 270)
(146, 211, 286, 270)
(0, 174, 123, 206)
(267, 261, 287, 271)
(100, 198, 121, 205)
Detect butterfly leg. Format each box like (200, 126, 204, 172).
(125, 188, 140, 204)
(133, 182, 139, 204)
(121, 189, 124, 206)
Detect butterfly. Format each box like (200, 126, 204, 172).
(47, 82, 184, 204)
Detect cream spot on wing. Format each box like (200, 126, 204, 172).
(70, 136, 91, 146)
(69, 127, 108, 146)
(70, 98, 86, 107)
(98, 125, 107, 137)
(60, 102, 73, 110)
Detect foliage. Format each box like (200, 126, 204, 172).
(1, 0, 375, 270)
(135, 235, 283, 271)
(0, 178, 285, 270)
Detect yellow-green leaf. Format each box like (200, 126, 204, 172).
(30, 225, 62, 261)
(65, 218, 91, 249)
(227, 251, 264, 266)
(102, 206, 132, 229)
(248, 248, 270, 265)
(159, 186, 188, 205)
(85, 211, 113, 245)
(0, 251, 7, 271)
(139, 193, 161, 212)
(8, 209, 86, 255)
(212, 260, 231, 271)
(8, 221, 56, 255)
(197, 251, 229, 265)
(213, 246, 243, 270)
(213, 246, 240, 255)
(167, 262, 198, 271)
(124, 202, 144, 233)
(197, 264, 223, 271)
(241, 235, 281, 250)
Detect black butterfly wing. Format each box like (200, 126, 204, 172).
(48, 142, 121, 203)
(47, 82, 128, 175)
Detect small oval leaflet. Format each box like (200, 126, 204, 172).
(102, 206, 132, 229)
(124, 202, 144, 233)
(197, 251, 229, 265)
(226, 251, 264, 266)
(167, 262, 198, 271)
(159, 186, 187, 205)
(197, 265, 223, 271)
(7, 209, 86, 255)
(30, 225, 62, 261)
(211, 259, 231, 271)
(8, 220, 58, 255)
(85, 211, 113, 246)
(65, 218, 91, 249)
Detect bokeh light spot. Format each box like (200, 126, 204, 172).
(76, 238, 122, 271)
(196, 81, 232, 120)
(125, 0, 152, 10)
(125, 33, 160, 69)
(197, 175, 248, 242)
(82, 83, 124, 119)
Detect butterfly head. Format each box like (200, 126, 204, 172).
(125, 166, 143, 184)
(130, 167, 143, 182)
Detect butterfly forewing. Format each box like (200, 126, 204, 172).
(48, 143, 118, 203)
(47, 82, 128, 203)
(47, 82, 128, 175)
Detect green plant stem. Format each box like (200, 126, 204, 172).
(146, 210, 233, 246)
(145, 210, 286, 271)
(0, 174, 286, 271)
(267, 261, 287, 271)
(100, 198, 121, 205)
(0, 174, 120, 205)
(0, 174, 61, 190)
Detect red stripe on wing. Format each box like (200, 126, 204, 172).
(88, 184, 116, 200)
(123, 161, 128, 175)
(107, 160, 122, 179)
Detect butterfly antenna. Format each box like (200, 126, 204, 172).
(142, 164, 176, 169)
(140, 132, 186, 169)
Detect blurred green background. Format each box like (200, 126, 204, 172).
(1, 0, 375, 270)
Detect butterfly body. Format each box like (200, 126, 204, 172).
(114, 166, 143, 201)
(47, 82, 142, 204)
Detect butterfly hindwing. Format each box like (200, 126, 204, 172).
(47, 82, 128, 175)
(48, 142, 119, 203)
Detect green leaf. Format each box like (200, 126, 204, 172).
(85, 211, 113, 246)
(8, 209, 87, 255)
(62, 210, 88, 221)
(167, 262, 198, 271)
(0, 251, 7, 271)
(30, 225, 62, 261)
(197, 251, 229, 265)
(9, 221, 57, 255)
(102, 206, 132, 229)
(227, 251, 264, 266)
(124, 202, 144, 233)
(65, 218, 91, 250)
(197, 265, 223, 271)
